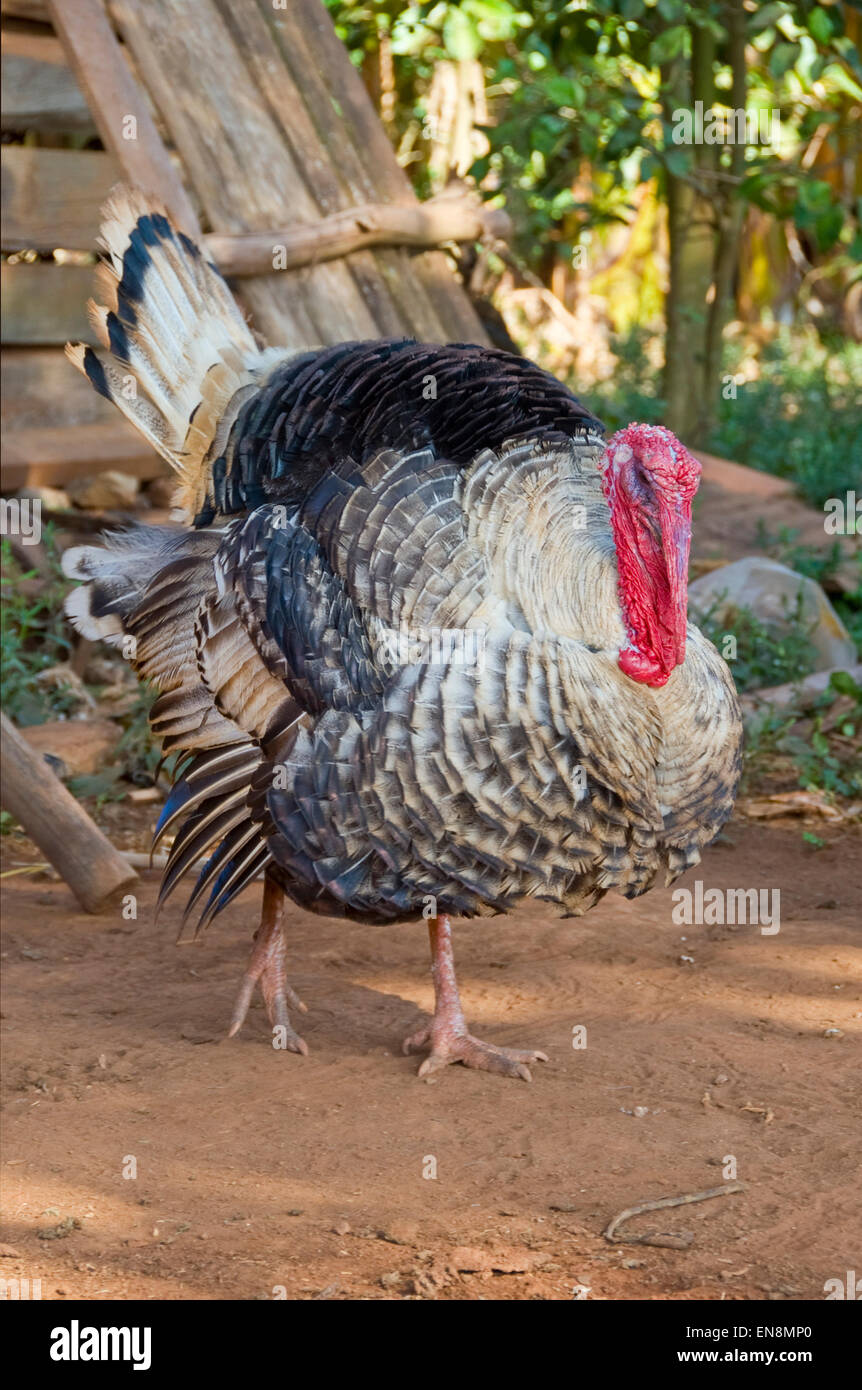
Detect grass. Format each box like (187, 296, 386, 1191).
(0, 530, 73, 725)
(0, 531, 157, 809)
(583, 326, 862, 512)
(697, 590, 819, 694)
(709, 331, 862, 511)
(743, 670, 862, 801)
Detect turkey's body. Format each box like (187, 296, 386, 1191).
(64, 193, 742, 1075)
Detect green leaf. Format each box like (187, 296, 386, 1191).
(664, 146, 693, 177)
(770, 41, 800, 78)
(748, 3, 787, 35)
(807, 6, 833, 45)
(442, 6, 481, 60)
(830, 670, 862, 698)
(649, 25, 687, 65)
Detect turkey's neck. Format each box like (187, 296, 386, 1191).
(607, 494, 691, 689)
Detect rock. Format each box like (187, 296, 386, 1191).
(144, 475, 178, 509)
(67, 471, 140, 510)
(19, 718, 122, 779)
(689, 557, 857, 673)
(377, 1220, 418, 1246)
(16, 484, 72, 512)
(740, 664, 862, 717)
(449, 1245, 541, 1274)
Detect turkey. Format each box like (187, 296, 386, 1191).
(63, 188, 743, 1080)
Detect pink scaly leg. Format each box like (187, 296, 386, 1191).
(228, 873, 308, 1054)
(403, 914, 548, 1081)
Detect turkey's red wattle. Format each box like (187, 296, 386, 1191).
(601, 425, 700, 689)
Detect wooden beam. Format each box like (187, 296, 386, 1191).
(0, 711, 140, 914)
(2, 348, 119, 429)
(1, 1, 50, 18)
(47, 0, 201, 238)
(110, 0, 379, 346)
(273, 0, 488, 344)
(1, 262, 96, 343)
(1, 29, 96, 133)
(1, 420, 165, 488)
(203, 197, 510, 276)
(1, 145, 118, 250)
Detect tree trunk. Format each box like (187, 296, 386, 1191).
(663, 13, 719, 444)
(701, 0, 748, 440)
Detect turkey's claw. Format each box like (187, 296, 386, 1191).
(403, 1023, 547, 1082)
(228, 876, 308, 1054)
(405, 914, 548, 1082)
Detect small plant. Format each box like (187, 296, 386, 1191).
(744, 670, 862, 801)
(698, 590, 819, 694)
(0, 530, 73, 725)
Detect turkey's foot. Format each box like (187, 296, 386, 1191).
(228, 875, 308, 1054)
(403, 914, 548, 1082)
(403, 1021, 547, 1081)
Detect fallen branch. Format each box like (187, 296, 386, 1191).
(0, 711, 138, 913)
(603, 1181, 746, 1248)
(204, 195, 511, 277)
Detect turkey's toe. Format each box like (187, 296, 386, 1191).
(405, 1027, 548, 1081)
(228, 965, 309, 1054)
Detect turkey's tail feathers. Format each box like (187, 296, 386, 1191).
(66, 187, 281, 520)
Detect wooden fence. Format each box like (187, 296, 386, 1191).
(1, 0, 492, 493)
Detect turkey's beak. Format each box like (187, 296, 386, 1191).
(660, 498, 692, 667)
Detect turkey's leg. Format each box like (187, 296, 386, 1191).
(403, 914, 548, 1081)
(228, 872, 308, 1053)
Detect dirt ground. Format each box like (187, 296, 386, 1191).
(1, 814, 859, 1302)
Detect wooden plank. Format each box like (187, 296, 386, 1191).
(1, 2, 50, 18)
(1, 347, 119, 428)
(286, 0, 487, 343)
(47, 0, 200, 238)
(1, 145, 118, 249)
(209, 0, 409, 339)
(259, 0, 447, 342)
(1, 262, 96, 343)
(0, 711, 140, 915)
(1, 29, 96, 132)
(111, 0, 390, 346)
(1, 420, 164, 488)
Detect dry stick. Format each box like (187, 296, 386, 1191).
(0, 711, 139, 913)
(204, 199, 511, 278)
(604, 1182, 746, 1249)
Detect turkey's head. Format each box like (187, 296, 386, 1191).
(600, 424, 701, 689)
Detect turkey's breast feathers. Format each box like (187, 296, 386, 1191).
(74, 342, 742, 927)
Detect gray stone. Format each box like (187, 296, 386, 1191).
(689, 557, 857, 673)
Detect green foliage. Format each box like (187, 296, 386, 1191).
(744, 670, 862, 799)
(709, 331, 862, 509)
(697, 590, 819, 693)
(1, 531, 161, 794)
(582, 327, 666, 430)
(581, 327, 861, 517)
(326, 1, 861, 275)
(0, 531, 72, 725)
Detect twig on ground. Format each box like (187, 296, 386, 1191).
(604, 1182, 746, 1248)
